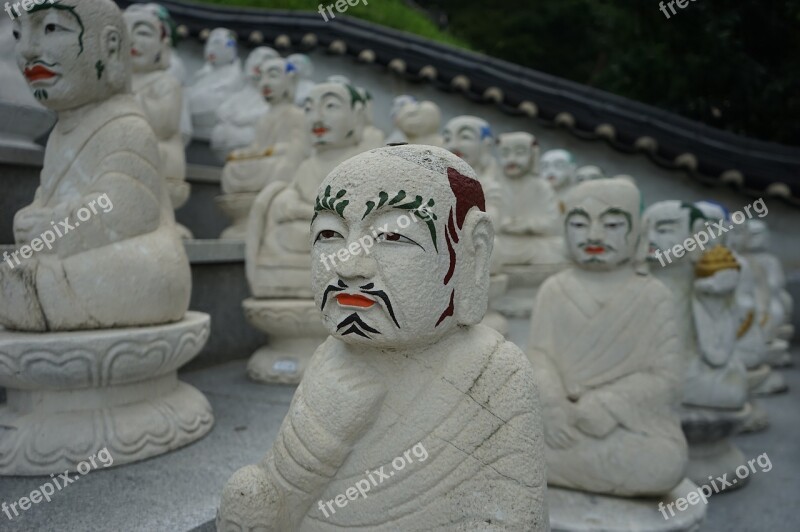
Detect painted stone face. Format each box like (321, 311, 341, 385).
(204, 28, 237, 67)
(498, 132, 538, 178)
(443, 116, 492, 170)
(124, 9, 166, 73)
(310, 146, 488, 349)
(303, 82, 363, 151)
(574, 165, 604, 185)
(13, 0, 129, 111)
(644, 200, 694, 265)
(563, 179, 641, 270)
(257, 57, 294, 103)
(540, 149, 576, 189)
(244, 46, 278, 83)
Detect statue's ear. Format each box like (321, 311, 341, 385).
(102, 26, 122, 59)
(454, 208, 494, 325)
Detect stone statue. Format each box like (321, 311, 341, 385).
(644, 201, 748, 409)
(528, 179, 688, 497)
(540, 149, 577, 202)
(443, 116, 504, 225)
(134, 3, 192, 146)
(218, 145, 547, 531)
(124, 4, 192, 238)
(217, 56, 309, 240)
(389, 95, 443, 147)
(495, 131, 563, 267)
(738, 219, 794, 348)
(210, 46, 278, 161)
(574, 164, 604, 185)
(1, 0, 212, 475)
(288, 53, 315, 106)
(243, 82, 383, 383)
(186, 27, 243, 139)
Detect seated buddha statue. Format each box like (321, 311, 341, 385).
(218, 145, 547, 531)
(210, 46, 278, 160)
(124, 4, 191, 237)
(495, 131, 564, 268)
(3, 0, 190, 331)
(185, 27, 243, 139)
(527, 179, 688, 497)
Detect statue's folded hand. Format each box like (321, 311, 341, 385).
(302, 352, 387, 445)
(574, 397, 618, 438)
(13, 206, 53, 245)
(544, 403, 581, 449)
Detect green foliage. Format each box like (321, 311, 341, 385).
(418, 0, 800, 145)
(192, 0, 468, 48)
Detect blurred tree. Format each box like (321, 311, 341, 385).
(416, 0, 800, 146)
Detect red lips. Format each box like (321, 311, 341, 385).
(312, 127, 329, 137)
(131, 48, 141, 57)
(24, 65, 56, 82)
(585, 245, 606, 255)
(336, 294, 375, 308)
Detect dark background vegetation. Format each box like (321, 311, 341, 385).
(414, 0, 800, 146)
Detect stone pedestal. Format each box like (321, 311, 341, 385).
(243, 298, 328, 385)
(766, 339, 793, 367)
(216, 192, 257, 241)
(0, 312, 214, 476)
(492, 263, 566, 318)
(680, 404, 750, 490)
(548, 479, 706, 531)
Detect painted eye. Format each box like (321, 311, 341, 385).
(12, 30, 20, 40)
(314, 229, 343, 242)
(45, 24, 57, 34)
(569, 220, 588, 229)
(378, 232, 416, 245)
(605, 222, 623, 229)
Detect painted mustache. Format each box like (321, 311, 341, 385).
(321, 280, 400, 328)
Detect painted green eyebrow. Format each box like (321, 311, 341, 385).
(312, 186, 348, 223)
(362, 190, 439, 252)
(29, 3, 85, 56)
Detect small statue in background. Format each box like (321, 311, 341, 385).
(186, 27, 243, 139)
(210, 46, 279, 161)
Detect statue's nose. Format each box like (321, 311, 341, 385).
(333, 242, 378, 282)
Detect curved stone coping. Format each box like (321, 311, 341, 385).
(115, 0, 800, 206)
(548, 479, 706, 532)
(0, 311, 210, 390)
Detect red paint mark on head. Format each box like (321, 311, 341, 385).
(447, 167, 485, 230)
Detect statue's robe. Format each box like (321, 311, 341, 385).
(211, 83, 269, 158)
(496, 174, 564, 266)
(219, 326, 548, 531)
(2, 94, 190, 331)
(745, 251, 791, 341)
(186, 60, 243, 137)
(220, 102, 309, 195)
(132, 70, 187, 202)
(527, 269, 688, 496)
(246, 136, 383, 298)
(653, 266, 747, 409)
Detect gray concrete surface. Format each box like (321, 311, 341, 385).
(0, 319, 796, 532)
